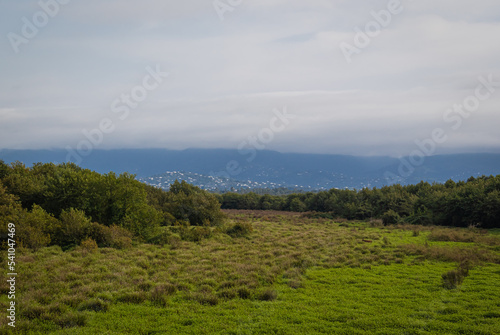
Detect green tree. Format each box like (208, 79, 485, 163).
(382, 209, 401, 225)
(16, 205, 60, 250)
(56, 208, 93, 247)
(167, 181, 225, 226)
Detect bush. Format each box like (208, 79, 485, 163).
(116, 292, 147, 304)
(166, 180, 226, 227)
(217, 288, 237, 299)
(225, 222, 253, 238)
(150, 284, 175, 307)
(147, 226, 172, 246)
(56, 311, 87, 328)
(382, 210, 401, 225)
(190, 292, 219, 306)
(17, 225, 51, 251)
(237, 287, 251, 299)
(442, 269, 466, 289)
(428, 229, 475, 243)
(442, 262, 470, 289)
(57, 208, 93, 247)
(93, 224, 133, 249)
(13, 205, 60, 250)
(369, 219, 384, 227)
(77, 299, 109, 312)
(78, 238, 98, 256)
(258, 289, 278, 301)
(178, 225, 212, 242)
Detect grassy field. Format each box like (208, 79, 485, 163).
(2, 210, 500, 334)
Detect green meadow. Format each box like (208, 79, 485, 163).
(2, 210, 500, 334)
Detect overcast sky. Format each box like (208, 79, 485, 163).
(1, 0, 499, 157)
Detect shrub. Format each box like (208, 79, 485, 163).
(92, 223, 133, 249)
(428, 229, 475, 243)
(369, 219, 384, 227)
(78, 238, 98, 256)
(258, 289, 278, 301)
(121, 204, 162, 240)
(382, 236, 391, 246)
(180, 226, 212, 242)
(217, 288, 237, 299)
(150, 284, 175, 307)
(57, 208, 93, 247)
(17, 225, 51, 251)
(77, 299, 109, 312)
(147, 227, 172, 246)
(20, 305, 46, 320)
(382, 210, 401, 225)
(190, 292, 219, 305)
(15, 205, 58, 250)
(442, 269, 466, 289)
(167, 234, 182, 248)
(237, 287, 251, 299)
(288, 280, 304, 289)
(167, 181, 226, 227)
(116, 291, 147, 304)
(56, 311, 87, 328)
(225, 222, 253, 238)
(442, 261, 471, 289)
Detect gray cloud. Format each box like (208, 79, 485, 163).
(1, 0, 499, 156)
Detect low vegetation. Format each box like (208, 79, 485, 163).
(0, 210, 499, 334)
(0, 162, 499, 334)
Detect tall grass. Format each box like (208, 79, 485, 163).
(2, 210, 499, 333)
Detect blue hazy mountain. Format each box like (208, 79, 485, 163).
(1, 148, 499, 190)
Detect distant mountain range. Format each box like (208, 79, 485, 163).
(1, 149, 500, 191)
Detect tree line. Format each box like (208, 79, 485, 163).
(217, 175, 500, 228)
(1, 160, 498, 251)
(0, 161, 224, 250)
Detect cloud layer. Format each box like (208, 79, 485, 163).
(1, 0, 499, 156)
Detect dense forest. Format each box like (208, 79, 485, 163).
(0, 161, 225, 250)
(219, 175, 500, 228)
(1, 161, 499, 252)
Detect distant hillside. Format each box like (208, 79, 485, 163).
(1, 149, 500, 190)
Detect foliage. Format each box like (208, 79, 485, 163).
(220, 175, 500, 229)
(15, 205, 58, 250)
(382, 209, 401, 225)
(164, 180, 225, 227)
(442, 266, 469, 289)
(78, 238, 99, 256)
(0, 162, 226, 250)
(225, 221, 253, 238)
(57, 208, 94, 248)
(3, 211, 500, 334)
